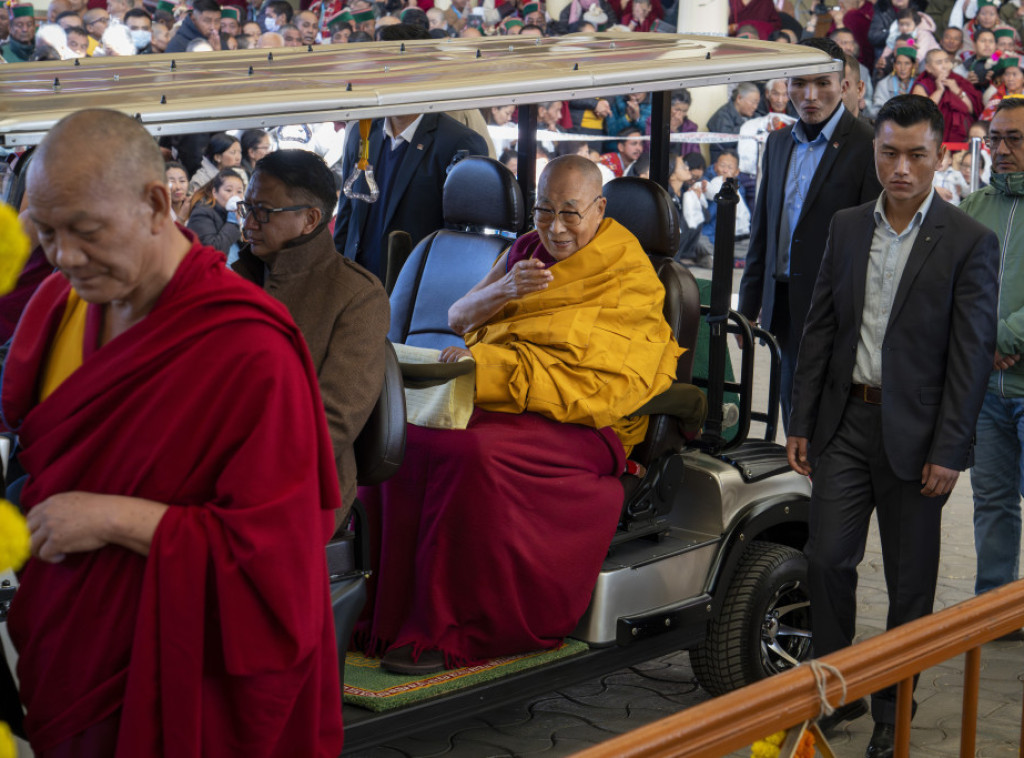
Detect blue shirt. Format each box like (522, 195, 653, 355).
(777, 103, 846, 278)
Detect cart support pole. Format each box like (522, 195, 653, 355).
(517, 103, 538, 217)
(701, 177, 738, 454)
(649, 90, 671, 190)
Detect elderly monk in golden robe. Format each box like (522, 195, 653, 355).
(357, 155, 683, 675)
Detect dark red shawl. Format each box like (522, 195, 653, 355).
(914, 71, 984, 144)
(2, 237, 344, 757)
(728, 0, 780, 33)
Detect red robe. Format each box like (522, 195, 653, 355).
(728, 0, 780, 33)
(357, 409, 626, 668)
(2, 238, 344, 757)
(914, 71, 984, 144)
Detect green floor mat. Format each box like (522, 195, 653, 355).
(344, 639, 589, 712)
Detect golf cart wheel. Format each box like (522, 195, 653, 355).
(691, 541, 812, 697)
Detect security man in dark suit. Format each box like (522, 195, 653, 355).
(738, 37, 882, 431)
(787, 95, 999, 758)
(333, 110, 489, 281)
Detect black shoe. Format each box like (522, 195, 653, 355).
(865, 722, 895, 758)
(817, 697, 869, 736)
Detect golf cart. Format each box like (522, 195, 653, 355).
(0, 32, 837, 754)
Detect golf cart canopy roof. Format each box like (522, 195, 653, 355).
(0, 32, 838, 146)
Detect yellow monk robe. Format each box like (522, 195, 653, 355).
(39, 290, 87, 402)
(466, 218, 683, 452)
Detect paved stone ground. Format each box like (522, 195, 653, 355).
(347, 266, 1024, 758)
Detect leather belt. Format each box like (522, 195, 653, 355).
(850, 383, 882, 405)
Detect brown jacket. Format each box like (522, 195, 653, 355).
(233, 229, 390, 524)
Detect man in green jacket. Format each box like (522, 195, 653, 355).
(1, 3, 35, 62)
(959, 96, 1024, 605)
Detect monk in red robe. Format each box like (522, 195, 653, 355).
(913, 48, 983, 143)
(3, 109, 344, 758)
(359, 155, 683, 675)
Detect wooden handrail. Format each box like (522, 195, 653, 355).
(572, 579, 1024, 758)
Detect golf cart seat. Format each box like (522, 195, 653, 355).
(388, 156, 525, 349)
(602, 177, 704, 538)
(329, 339, 407, 691)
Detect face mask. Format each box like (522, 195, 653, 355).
(263, 15, 279, 32)
(990, 171, 1024, 196)
(130, 29, 151, 49)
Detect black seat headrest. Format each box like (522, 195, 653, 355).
(443, 156, 525, 234)
(602, 177, 680, 258)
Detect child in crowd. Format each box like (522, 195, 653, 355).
(955, 27, 997, 90)
(879, 8, 938, 71)
(933, 149, 971, 204)
(683, 151, 750, 269)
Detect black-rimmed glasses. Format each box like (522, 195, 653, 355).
(533, 196, 603, 228)
(984, 134, 1024, 150)
(236, 201, 312, 224)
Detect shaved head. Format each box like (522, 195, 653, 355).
(539, 154, 603, 197)
(25, 109, 189, 317)
(31, 109, 165, 194)
(534, 154, 606, 260)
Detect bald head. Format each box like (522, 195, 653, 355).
(534, 154, 606, 260)
(539, 154, 603, 198)
(25, 109, 189, 314)
(32, 109, 165, 192)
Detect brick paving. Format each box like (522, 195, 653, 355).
(346, 266, 1024, 758)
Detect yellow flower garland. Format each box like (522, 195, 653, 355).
(750, 728, 817, 758)
(0, 202, 31, 297)
(0, 200, 37, 757)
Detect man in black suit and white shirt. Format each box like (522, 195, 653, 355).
(333, 111, 488, 281)
(787, 95, 999, 758)
(738, 37, 882, 431)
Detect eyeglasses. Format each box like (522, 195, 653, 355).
(984, 134, 1024, 149)
(533, 196, 602, 228)
(236, 201, 312, 224)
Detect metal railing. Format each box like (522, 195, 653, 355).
(572, 579, 1024, 758)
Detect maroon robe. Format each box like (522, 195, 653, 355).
(356, 235, 631, 668)
(914, 71, 984, 144)
(2, 237, 344, 757)
(728, 0, 780, 33)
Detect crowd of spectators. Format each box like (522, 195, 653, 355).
(3, 0, 1017, 264)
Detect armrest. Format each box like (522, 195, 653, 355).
(400, 359, 475, 389)
(632, 383, 708, 435)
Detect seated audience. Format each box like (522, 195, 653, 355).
(123, 8, 153, 52)
(164, 0, 219, 53)
(914, 48, 982, 142)
(878, 8, 937, 70)
(232, 150, 389, 527)
(189, 132, 245, 192)
(933, 147, 971, 203)
(358, 155, 682, 674)
(2, 3, 36, 62)
(956, 27, 997, 90)
(599, 126, 644, 177)
(165, 160, 191, 221)
(606, 93, 651, 137)
(239, 128, 272, 175)
(940, 25, 965, 61)
(185, 168, 244, 256)
(727, 0, 780, 36)
(981, 57, 1024, 119)
(706, 82, 760, 163)
(693, 151, 751, 267)
(875, 41, 919, 115)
